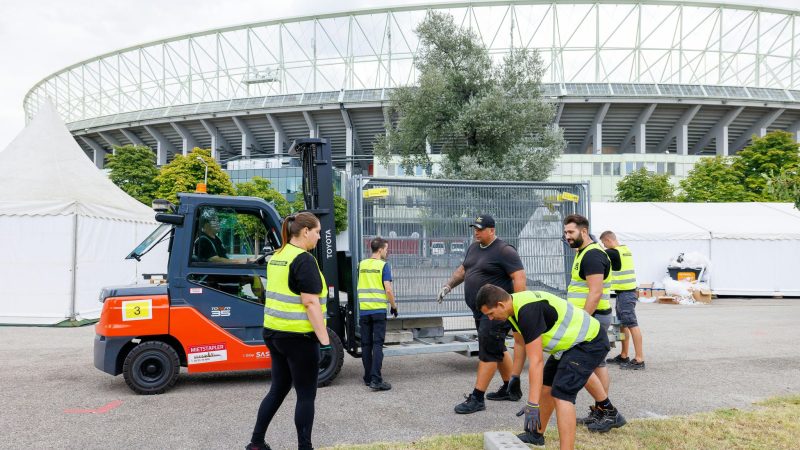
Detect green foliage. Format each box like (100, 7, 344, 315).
(374, 11, 564, 181)
(678, 156, 754, 202)
(154, 148, 235, 203)
(105, 145, 159, 205)
(235, 177, 292, 217)
(291, 194, 348, 234)
(615, 168, 675, 202)
(764, 168, 800, 209)
(733, 130, 800, 200)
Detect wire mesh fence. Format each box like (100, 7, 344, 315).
(348, 177, 589, 328)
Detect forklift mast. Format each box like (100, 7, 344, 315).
(290, 138, 349, 345)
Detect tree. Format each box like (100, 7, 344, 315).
(234, 177, 291, 250)
(733, 130, 800, 200)
(154, 148, 235, 203)
(291, 194, 348, 234)
(678, 156, 754, 202)
(105, 145, 159, 205)
(764, 168, 800, 209)
(615, 168, 675, 202)
(374, 11, 564, 181)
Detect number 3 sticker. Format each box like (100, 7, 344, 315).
(122, 299, 152, 321)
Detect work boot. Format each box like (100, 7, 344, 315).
(507, 376, 522, 401)
(454, 393, 485, 414)
(587, 408, 627, 433)
(486, 384, 510, 401)
(576, 405, 602, 425)
(621, 360, 646, 370)
(245, 443, 271, 450)
(606, 354, 630, 365)
(369, 380, 392, 391)
(516, 431, 545, 446)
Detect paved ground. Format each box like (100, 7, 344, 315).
(2, 298, 799, 449)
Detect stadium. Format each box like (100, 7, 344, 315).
(23, 0, 800, 200)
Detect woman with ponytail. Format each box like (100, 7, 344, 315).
(246, 211, 332, 450)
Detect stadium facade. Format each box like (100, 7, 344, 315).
(24, 1, 800, 200)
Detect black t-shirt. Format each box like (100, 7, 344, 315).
(194, 234, 228, 260)
(604, 248, 622, 271)
(264, 246, 324, 339)
(516, 301, 558, 344)
(462, 239, 524, 314)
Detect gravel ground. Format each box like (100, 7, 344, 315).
(1, 298, 799, 449)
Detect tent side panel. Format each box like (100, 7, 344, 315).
(0, 215, 74, 324)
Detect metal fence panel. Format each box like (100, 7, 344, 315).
(348, 177, 589, 328)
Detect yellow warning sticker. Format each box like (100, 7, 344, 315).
(122, 299, 153, 321)
(561, 192, 580, 203)
(363, 187, 389, 199)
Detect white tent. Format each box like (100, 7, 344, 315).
(0, 102, 166, 324)
(591, 202, 800, 297)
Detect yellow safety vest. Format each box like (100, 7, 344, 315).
(507, 291, 600, 355)
(263, 244, 328, 333)
(357, 258, 388, 312)
(611, 244, 637, 291)
(568, 242, 611, 311)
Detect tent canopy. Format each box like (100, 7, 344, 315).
(0, 101, 154, 222)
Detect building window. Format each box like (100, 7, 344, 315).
(635, 162, 645, 171)
(625, 161, 634, 174)
(667, 162, 676, 175)
(602, 162, 611, 175)
(593, 162, 602, 176)
(613, 162, 621, 176)
(657, 162, 666, 174)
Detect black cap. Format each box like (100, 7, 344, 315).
(469, 214, 495, 230)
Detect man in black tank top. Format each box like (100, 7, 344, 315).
(438, 214, 527, 414)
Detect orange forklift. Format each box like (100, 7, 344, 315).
(94, 139, 350, 394)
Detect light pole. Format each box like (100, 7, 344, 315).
(195, 156, 209, 193)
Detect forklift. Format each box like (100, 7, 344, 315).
(94, 138, 352, 394)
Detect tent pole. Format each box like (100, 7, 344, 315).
(68, 213, 78, 321)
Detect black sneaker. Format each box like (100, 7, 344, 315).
(369, 380, 392, 391)
(454, 393, 485, 414)
(587, 408, 627, 433)
(486, 384, 510, 401)
(621, 360, 646, 370)
(606, 354, 630, 365)
(517, 431, 545, 446)
(576, 405, 602, 425)
(245, 443, 271, 450)
(507, 377, 522, 401)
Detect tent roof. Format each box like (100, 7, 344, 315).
(591, 202, 800, 241)
(0, 101, 155, 222)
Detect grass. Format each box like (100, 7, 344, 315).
(321, 395, 800, 450)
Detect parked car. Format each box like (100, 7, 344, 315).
(450, 242, 465, 254)
(431, 241, 446, 256)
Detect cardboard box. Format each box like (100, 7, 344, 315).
(637, 283, 654, 298)
(657, 296, 679, 304)
(692, 288, 713, 304)
(651, 288, 666, 298)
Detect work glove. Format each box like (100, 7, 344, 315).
(390, 306, 398, 318)
(516, 401, 542, 434)
(319, 344, 333, 368)
(437, 285, 451, 304)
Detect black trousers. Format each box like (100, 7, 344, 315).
(252, 331, 319, 450)
(360, 313, 387, 384)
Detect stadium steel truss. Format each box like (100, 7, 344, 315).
(23, 1, 800, 171)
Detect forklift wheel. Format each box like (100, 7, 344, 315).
(318, 328, 344, 387)
(122, 341, 180, 395)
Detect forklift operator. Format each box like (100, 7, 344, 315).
(194, 208, 251, 264)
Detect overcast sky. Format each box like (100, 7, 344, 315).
(1, 0, 797, 150)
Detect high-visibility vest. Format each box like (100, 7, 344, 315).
(507, 291, 600, 355)
(263, 244, 328, 333)
(568, 242, 612, 311)
(357, 258, 389, 312)
(611, 245, 637, 291)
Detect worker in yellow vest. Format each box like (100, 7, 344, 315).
(601, 231, 645, 370)
(563, 214, 616, 428)
(357, 237, 398, 391)
(247, 212, 331, 450)
(477, 285, 626, 448)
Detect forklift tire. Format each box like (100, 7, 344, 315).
(122, 341, 180, 395)
(318, 328, 344, 387)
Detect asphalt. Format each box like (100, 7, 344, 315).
(1, 298, 799, 449)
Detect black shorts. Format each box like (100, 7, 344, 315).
(615, 291, 639, 327)
(474, 315, 512, 363)
(543, 332, 610, 403)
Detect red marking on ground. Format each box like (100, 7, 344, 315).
(64, 400, 123, 414)
(753, 330, 768, 336)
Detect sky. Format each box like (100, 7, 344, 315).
(1, 0, 797, 150)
